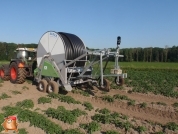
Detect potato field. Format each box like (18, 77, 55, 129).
(0, 62, 178, 134)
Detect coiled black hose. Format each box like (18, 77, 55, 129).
(58, 32, 86, 67)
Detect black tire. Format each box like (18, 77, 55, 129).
(0, 67, 2, 78)
(0, 67, 3, 79)
(38, 80, 48, 92)
(115, 76, 124, 86)
(99, 78, 110, 92)
(2, 76, 10, 81)
(9, 62, 26, 84)
(47, 81, 59, 94)
(43, 77, 51, 83)
(0, 67, 10, 81)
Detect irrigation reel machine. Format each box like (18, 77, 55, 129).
(34, 31, 127, 93)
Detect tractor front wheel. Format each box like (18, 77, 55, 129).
(10, 62, 26, 84)
(47, 81, 59, 94)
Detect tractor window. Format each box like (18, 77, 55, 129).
(28, 52, 36, 58)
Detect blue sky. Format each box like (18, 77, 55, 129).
(0, 0, 178, 49)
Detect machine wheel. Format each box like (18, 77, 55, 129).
(99, 78, 110, 92)
(10, 62, 26, 84)
(44, 77, 51, 83)
(115, 76, 124, 86)
(0, 67, 10, 81)
(47, 81, 59, 94)
(38, 80, 48, 92)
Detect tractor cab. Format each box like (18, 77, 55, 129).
(14, 48, 36, 61)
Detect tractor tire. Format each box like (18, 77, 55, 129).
(47, 81, 59, 94)
(0, 67, 1, 78)
(115, 76, 124, 86)
(9, 62, 26, 84)
(38, 79, 48, 92)
(0, 67, 10, 81)
(99, 78, 110, 92)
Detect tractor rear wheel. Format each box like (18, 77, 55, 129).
(0, 67, 10, 81)
(10, 62, 26, 84)
(38, 79, 48, 92)
(115, 76, 124, 86)
(47, 81, 59, 94)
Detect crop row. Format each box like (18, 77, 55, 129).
(103, 68, 178, 98)
(45, 106, 87, 124)
(125, 69, 178, 97)
(39, 95, 178, 133)
(0, 98, 118, 134)
(93, 107, 178, 133)
(1, 92, 178, 133)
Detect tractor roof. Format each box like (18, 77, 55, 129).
(16, 47, 37, 52)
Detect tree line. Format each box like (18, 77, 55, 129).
(0, 42, 178, 62)
(88, 46, 178, 62)
(119, 46, 178, 62)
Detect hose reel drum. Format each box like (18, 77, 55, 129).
(37, 31, 87, 70)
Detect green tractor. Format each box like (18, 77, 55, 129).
(0, 47, 37, 84)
